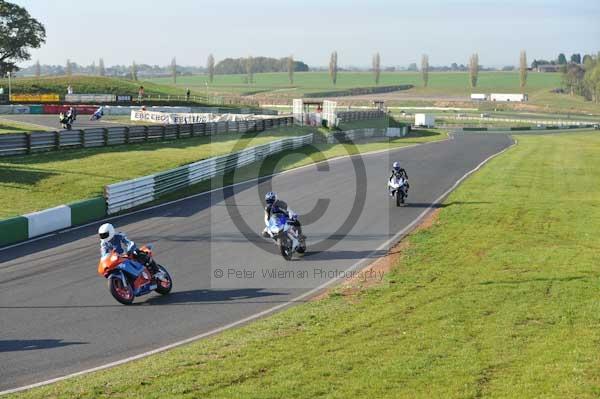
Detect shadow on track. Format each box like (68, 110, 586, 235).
(0, 288, 291, 309)
(398, 201, 492, 209)
(0, 339, 87, 353)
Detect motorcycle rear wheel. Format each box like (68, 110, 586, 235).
(154, 265, 173, 295)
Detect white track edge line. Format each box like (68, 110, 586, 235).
(0, 134, 514, 396)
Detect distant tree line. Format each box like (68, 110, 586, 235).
(562, 53, 600, 103)
(214, 57, 309, 75)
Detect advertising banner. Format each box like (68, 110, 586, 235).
(131, 110, 269, 124)
(10, 94, 60, 102)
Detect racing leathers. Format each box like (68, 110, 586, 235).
(389, 168, 409, 196)
(262, 199, 303, 238)
(100, 233, 157, 272)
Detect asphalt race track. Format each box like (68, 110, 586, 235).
(0, 133, 513, 392)
(0, 114, 127, 130)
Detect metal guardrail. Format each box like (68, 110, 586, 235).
(336, 110, 386, 123)
(105, 134, 314, 214)
(324, 127, 408, 143)
(0, 116, 293, 156)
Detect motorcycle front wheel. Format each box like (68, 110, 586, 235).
(109, 275, 134, 305)
(278, 236, 293, 261)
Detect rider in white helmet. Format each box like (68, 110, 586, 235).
(98, 223, 135, 258)
(389, 161, 409, 197)
(98, 223, 157, 271)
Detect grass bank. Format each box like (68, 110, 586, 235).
(9, 130, 600, 398)
(0, 126, 312, 218)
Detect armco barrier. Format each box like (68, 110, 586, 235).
(324, 127, 408, 143)
(105, 134, 314, 214)
(0, 216, 28, 246)
(0, 116, 293, 157)
(25, 205, 71, 238)
(68, 197, 106, 226)
(65, 94, 116, 103)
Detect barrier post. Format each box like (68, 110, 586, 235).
(124, 126, 130, 144)
(161, 126, 166, 140)
(176, 124, 180, 139)
(80, 129, 85, 148)
(103, 128, 109, 146)
(144, 126, 149, 142)
(26, 133, 32, 154)
(54, 131, 60, 150)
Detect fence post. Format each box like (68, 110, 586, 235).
(55, 131, 60, 150)
(162, 126, 166, 140)
(176, 124, 181, 139)
(26, 132, 32, 154)
(103, 128, 109, 146)
(80, 129, 85, 148)
(124, 126, 130, 144)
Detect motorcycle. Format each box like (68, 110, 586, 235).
(59, 112, 73, 130)
(388, 176, 408, 206)
(265, 212, 306, 261)
(97, 244, 172, 305)
(89, 111, 103, 121)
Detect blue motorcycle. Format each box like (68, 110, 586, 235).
(265, 212, 306, 260)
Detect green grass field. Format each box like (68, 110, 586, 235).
(0, 75, 203, 98)
(8, 130, 600, 399)
(147, 71, 600, 114)
(148, 71, 562, 96)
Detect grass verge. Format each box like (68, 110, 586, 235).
(0, 126, 313, 218)
(8, 130, 600, 398)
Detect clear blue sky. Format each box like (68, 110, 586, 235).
(12, 0, 600, 68)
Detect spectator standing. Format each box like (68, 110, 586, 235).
(67, 85, 73, 95)
(186, 88, 191, 101)
(138, 86, 145, 102)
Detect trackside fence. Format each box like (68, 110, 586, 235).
(104, 134, 314, 214)
(0, 116, 293, 156)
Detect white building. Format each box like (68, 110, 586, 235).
(415, 113, 435, 128)
(470, 93, 487, 101)
(490, 93, 528, 102)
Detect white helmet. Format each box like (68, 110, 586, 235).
(98, 223, 115, 242)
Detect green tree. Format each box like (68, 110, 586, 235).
(207, 53, 215, 83)
(469, 53, 479, 88)
(98, 58, 105, 76)
(171, 57, 177, 84)
(131, 60, 138, 81)
(287, 55, 294, 84)
(571, 53, 581, 64)
(372, 52, 381, 85)
(421, 54, 429, 87)
(519, 50, 528, 90)
(557, 53, 567, 65)
(329, 51, 338, 85)
(582, 54, 593, 67)
(0, 0, 46, 74)
(245, 56, 253, 84)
